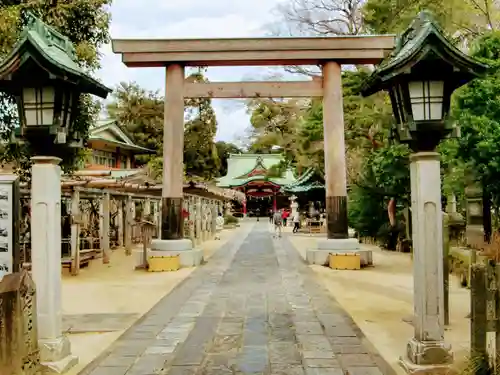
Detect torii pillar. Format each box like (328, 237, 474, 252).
(306, 62, 373, 266)
(149, 63, 203, 267)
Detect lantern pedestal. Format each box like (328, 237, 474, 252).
(306, 239, 373, 267)
(30, 156, 77, 373)
(150, 240, 203, 267)
(399, 152, 452, 373)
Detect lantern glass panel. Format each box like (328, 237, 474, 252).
(408, 81, 444, 121)
(22, 86, 56, 127)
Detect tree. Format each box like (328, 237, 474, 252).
(0, 1, 111, 177)
(107, 82, 164, 164)
(215, 141, 242, 177)
(453, 31, 500, 238)
(362, 0, 498, 41)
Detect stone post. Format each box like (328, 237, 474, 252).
(196, 197, 202, 245)
(307, 62, 370, 266)
(117, 200, 124, 247)
(100, 193, 110, 264)
(399, 152, 452, 373)
(70, 189, 80, 276)
(150, 63, 201, 267)
(124, 195, 133, 256)
(30, 156, 77, 372)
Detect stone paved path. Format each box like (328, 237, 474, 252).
(82, 223, 393, 375)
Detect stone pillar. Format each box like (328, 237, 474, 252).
(399, 152, 452, 373)
(322, 61, 348, 239)
(150, 63, 201, 267)
(196, 197, 202, 245)
(100, 193, 110, 264)
(161, 63, 185, 240)
(30, 156, 77, 372)
(307, 62, 369, 266)
(70, 189, 80, 276)
(117, 201, 124, 247)
(124, 195, 133, 256)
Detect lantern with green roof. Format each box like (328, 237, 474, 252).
(362, 11, 487, 152)
(0, 12, 111, 150)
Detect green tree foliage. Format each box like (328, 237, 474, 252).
(108, 72, 232, 180)
(454, 31, 500, 209)
(215, 141, 242, 177)
(0, 1, 111, 177)
(362, 0, 498, 40)
(107, 82, 164, 164)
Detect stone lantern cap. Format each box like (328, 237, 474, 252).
(361, 11, 488, 96)
(0, 12, 111, 98)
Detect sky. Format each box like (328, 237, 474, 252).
(95, 0, 290, 143)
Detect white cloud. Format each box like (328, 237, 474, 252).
(97, 0, 289, 141)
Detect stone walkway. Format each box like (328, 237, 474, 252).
(81, 223, 393, 375)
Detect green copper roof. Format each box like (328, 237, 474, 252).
(217, 154, 297, 188)
(362, 11, 488, 96)
(281, 168, 325, 193)
(0, 12, 110, 98)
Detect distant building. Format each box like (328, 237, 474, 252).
(82, 119, 155, 171)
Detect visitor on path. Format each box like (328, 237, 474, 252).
(281, 209, 289, 226)
(215, 212, 224, 240)
(273, 209, 283, 238)
(269, 209, 274, 223)
(256, 207, 260, 221)
(292, 212, 300, 233)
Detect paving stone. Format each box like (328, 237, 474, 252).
(338, 354, 377, 367)
(295, 321, 324, 335)
(331, 345, 369, 354)
(297, 335, 332, 352)
(84, 226, 389, 375)
(269, 342, 301, 364)
(302, 351, 336, 359)
(98, 354, 137, 367)
(345, 367, 384, 375)
(126, 354, 168, 375)
(270, 364, 306, 375)
(88, 367, 130, 375)
(209, 334, 242, 353)
(305, 368, 344, 375)
(166, 366, 199, 375)
(303, 358, 342, 368)
(217, 322, 242, 335)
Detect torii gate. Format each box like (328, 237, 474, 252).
(112, 35, 395, 262)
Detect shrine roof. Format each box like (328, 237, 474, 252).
(281, 168, 325, 193)
(217, 153, 297, 188)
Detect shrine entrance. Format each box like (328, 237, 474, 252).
(112, 35, 395, 242)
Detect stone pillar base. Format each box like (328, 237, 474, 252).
(306, 238, 373, 266)
(39, 336, 78, 374)
(399, 338, 453, 374)
(150, 239, 203, 267)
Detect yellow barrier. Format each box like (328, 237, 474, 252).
(329, 253, 361, 270)
(148, 255, 180, 272)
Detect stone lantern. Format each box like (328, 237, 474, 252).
(0, 12, 110, 373)
(362, 11, 487, 374)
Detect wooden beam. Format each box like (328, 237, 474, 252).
(112, 36, 395, 53)
(112, 35, 396, 67)
(183, 80, 323, 98)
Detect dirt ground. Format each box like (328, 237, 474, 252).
(287, 228, 471, 374)
(62, 225, 245, 375)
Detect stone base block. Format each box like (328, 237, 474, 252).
(39, 336, 78, 374)
(399, 338, 453, 374)
(150, 239, 193, 251)
(307, 239, 373, 266)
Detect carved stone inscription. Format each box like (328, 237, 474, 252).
(0, 270, 40, 375)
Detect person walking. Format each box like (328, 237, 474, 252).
(282, 209, 289, 227)
(292, 211, 300, 233)
(273, 209, 282, 238)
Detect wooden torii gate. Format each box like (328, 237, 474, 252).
(112, 35, 395, 241)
